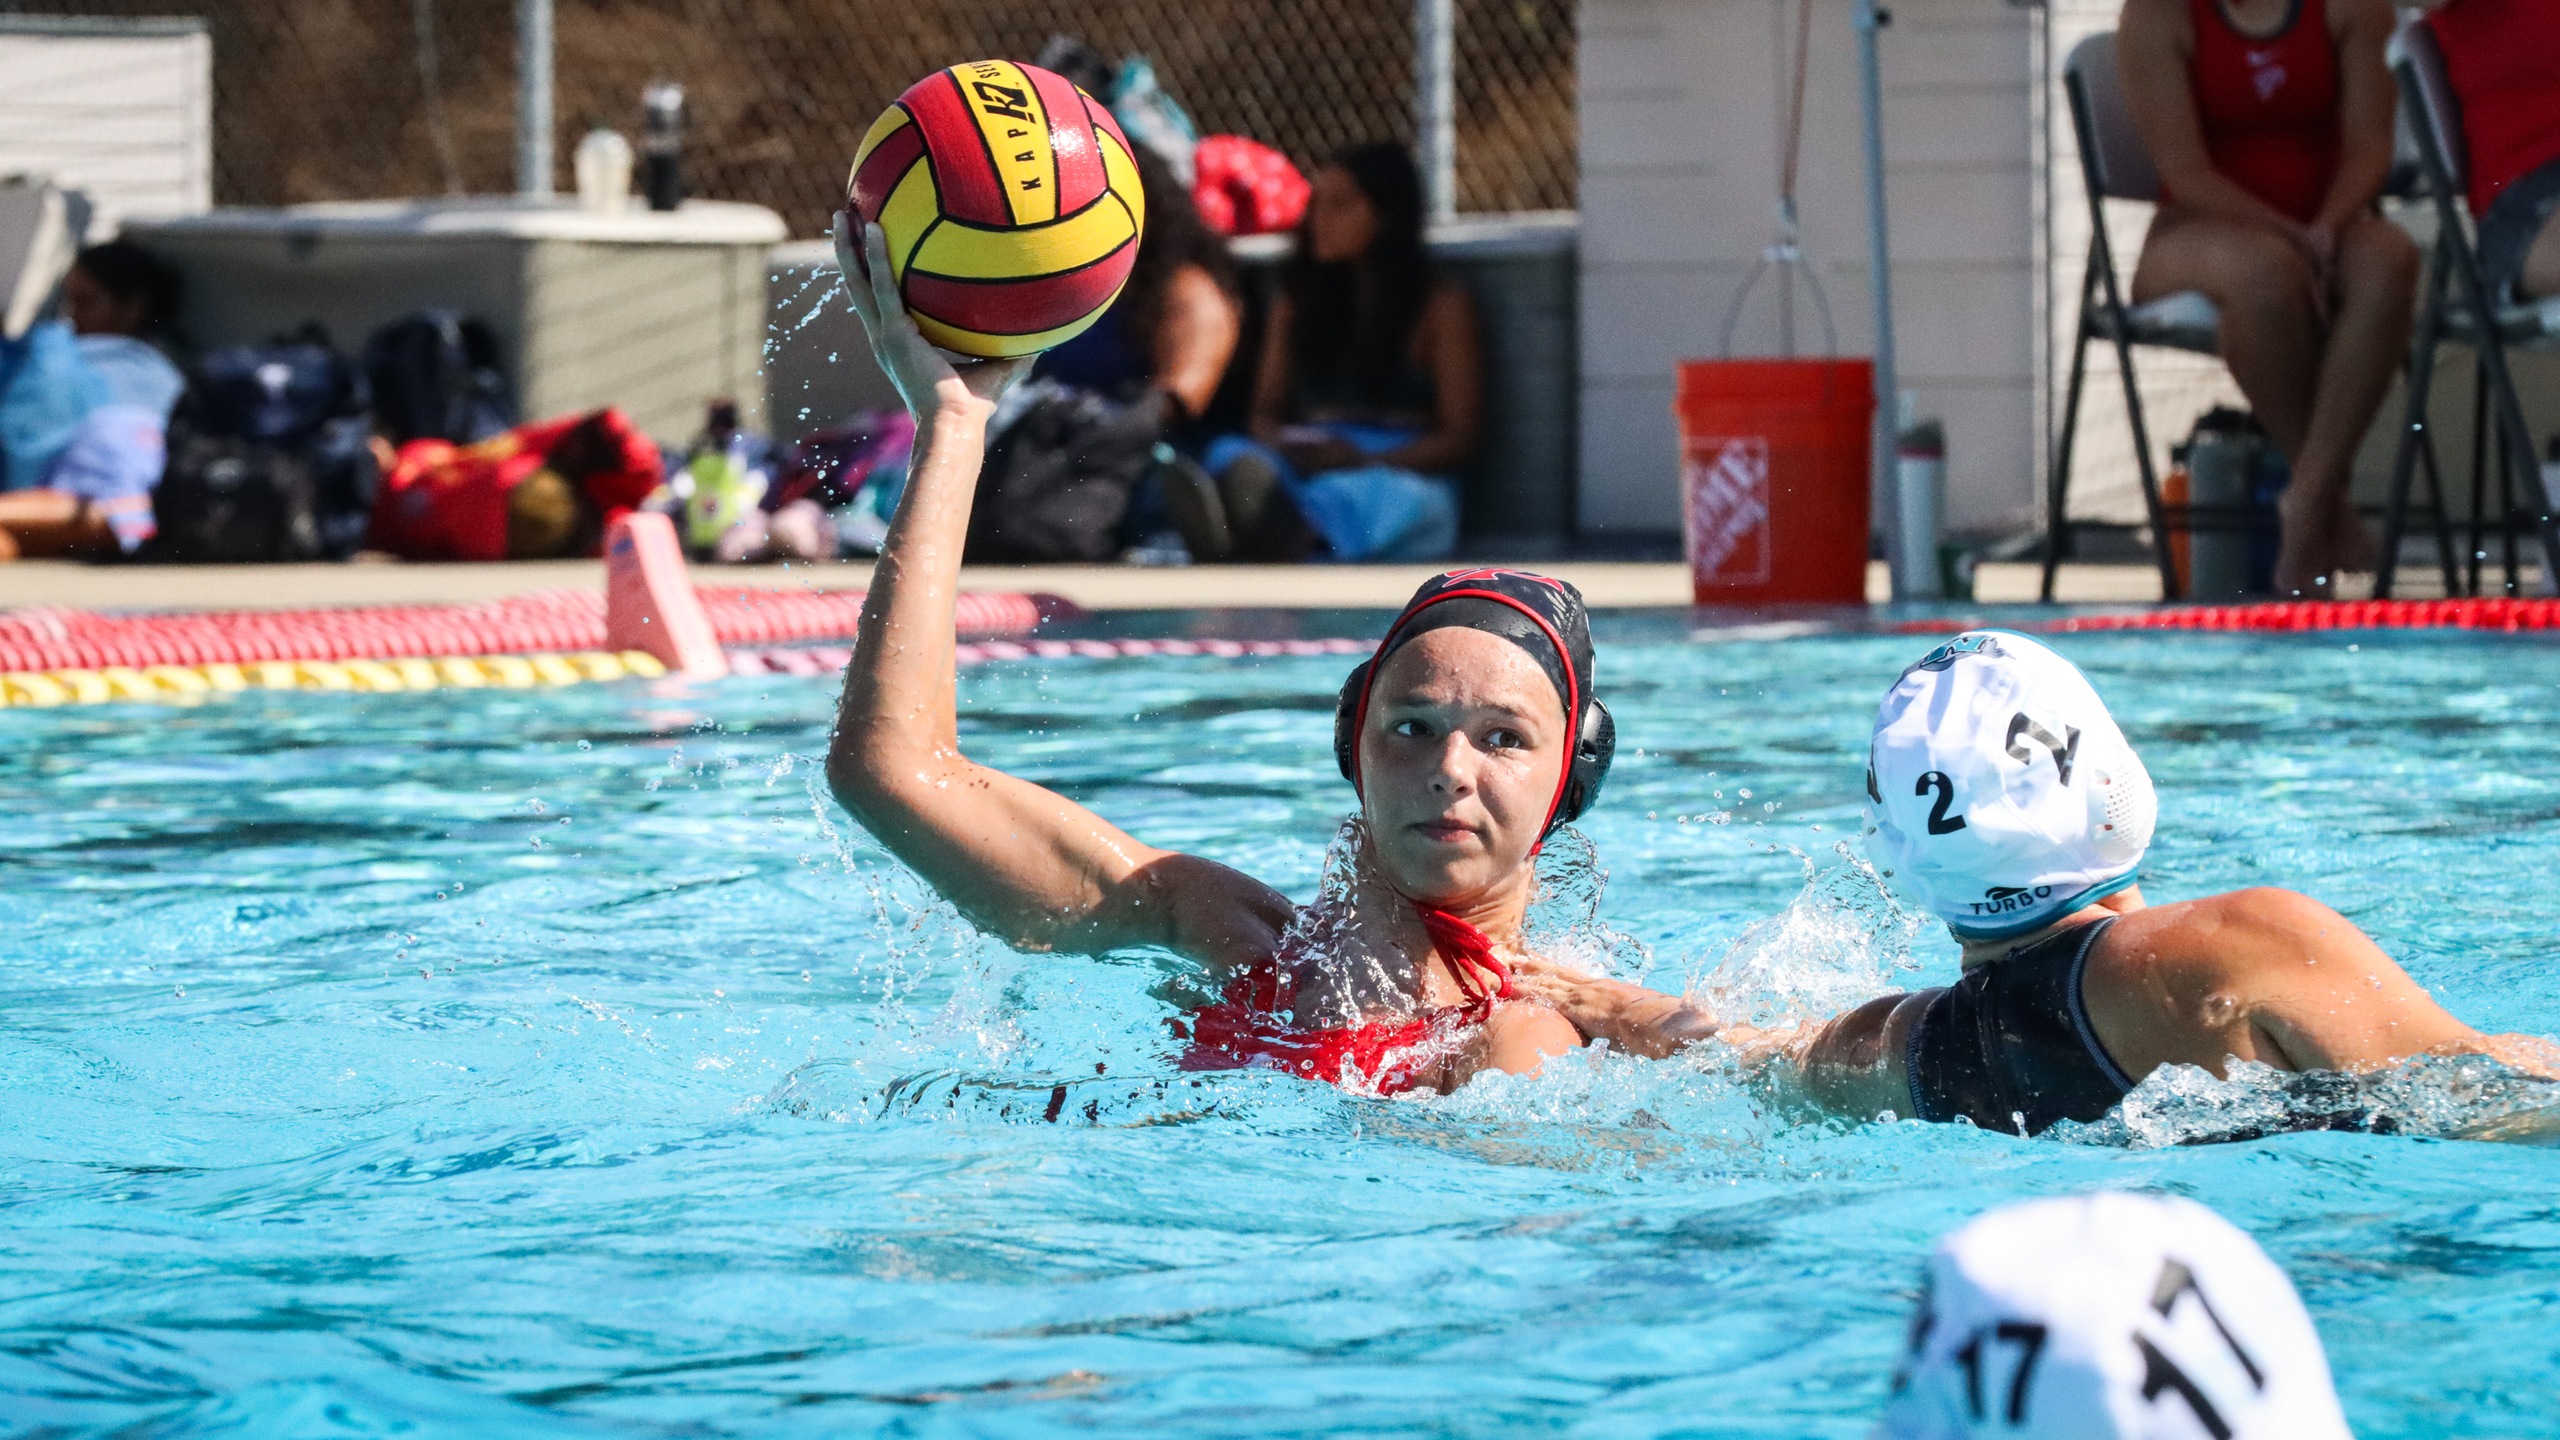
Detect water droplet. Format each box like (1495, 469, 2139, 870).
(577, 739, 593, 751)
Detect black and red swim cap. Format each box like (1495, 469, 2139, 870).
(1333, 568, 1616, 836)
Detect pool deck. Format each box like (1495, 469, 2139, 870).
(0, 558, 2185, 613)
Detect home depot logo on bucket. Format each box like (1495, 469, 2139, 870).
(1683, 437, 1771, 587)
(1673, 358, 1873, 605)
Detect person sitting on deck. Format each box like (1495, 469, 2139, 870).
(1504, 631, 2558, 1135)
(1029, 141, 1242, 556)
(1186, 142, 1482, 564)
(2117, 0, 2416, 597)
(2419, 0, 2560, 304)
(0, 240, 185, 561)
(824, 209, 1602, 1095)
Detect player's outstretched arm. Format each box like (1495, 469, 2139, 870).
(1507, 953, 1944, 1113)
(823, 218, 1293, 970)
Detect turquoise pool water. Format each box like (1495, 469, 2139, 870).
(7, 614, 2560, 1437)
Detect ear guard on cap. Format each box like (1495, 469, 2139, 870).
(1333, 659, 1615, 835)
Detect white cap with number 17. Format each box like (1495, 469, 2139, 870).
(1874, 1192, 2352, 1440)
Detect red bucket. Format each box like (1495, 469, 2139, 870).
(1674, 358, 1874, 604)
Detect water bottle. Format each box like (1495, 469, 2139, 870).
(574, 129, 634, 213)
(680, 400, 764, 552)
(1893, 401, 1946, 600)
(2183, 406, 2256, 599)
(641, 82, 685, 212)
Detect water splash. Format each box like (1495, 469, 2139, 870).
(1522, 825, 1652, 981)
(1696, 842, 1937, 1027)
(2056, 1055, 2560, 1148)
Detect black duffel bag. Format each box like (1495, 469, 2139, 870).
(143, 328, 375, 562)
(965, 382, 1164, 564)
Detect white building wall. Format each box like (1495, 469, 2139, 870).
(0, 20, 213, 234)
(1579, 0, 2039, 537)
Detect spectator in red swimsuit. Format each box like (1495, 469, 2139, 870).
(2118, 0, 2414, 598)
(2421, 0, 2560, 303)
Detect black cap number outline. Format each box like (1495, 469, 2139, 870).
(2134, 1257, 2266, 1440)
(2005, 712, 2081, 786)
(1949, 1318, 2051, 1425)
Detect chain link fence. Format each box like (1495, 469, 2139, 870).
(0, 0, 1574, 235)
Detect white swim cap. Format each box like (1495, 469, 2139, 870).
(1875, 1192, 2351, 1440)
(1865, 631, 2155, 939)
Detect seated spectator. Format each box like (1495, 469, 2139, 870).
(1876, 1192, 2352, 1439)
(0, 240, 185, 560)
(955, 144, 1242, 565)
(1195, 142, 1480, 564)
(2118, 0, 2416, 597)
(2422, 0, 2560, 303)
(1034, 142, 1241, 553)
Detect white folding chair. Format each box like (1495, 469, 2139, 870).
(2377, 13, 2560, 597)
(2042, 32, 2221, 601)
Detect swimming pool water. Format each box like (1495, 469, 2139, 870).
(6, 614, 2559, 1437)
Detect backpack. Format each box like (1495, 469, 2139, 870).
(147, 430, 326, 563)
(188, 329, 362, 444)
(363, 311, 510, 445)
(144, 331, 376, 562)
(967, 382, 1161, 563)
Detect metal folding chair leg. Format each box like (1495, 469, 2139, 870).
(2041, 309, 2096, 603)
(2378, 247, 2462, 599)
(2103, 326, 2183, 599)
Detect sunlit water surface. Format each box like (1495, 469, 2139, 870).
(7, 614, 2560, 1437)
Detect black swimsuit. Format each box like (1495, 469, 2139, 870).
(1905, 916, 2138, 1136)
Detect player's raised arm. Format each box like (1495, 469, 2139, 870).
(822, 217, 1294, 968)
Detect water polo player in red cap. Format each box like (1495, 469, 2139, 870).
(823, 217, 1613, 1094)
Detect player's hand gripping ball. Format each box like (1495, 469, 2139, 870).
(845, 60, 1148, 359)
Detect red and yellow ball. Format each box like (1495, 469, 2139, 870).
(847, 60, 1147, 359)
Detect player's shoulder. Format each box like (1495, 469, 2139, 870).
(2099, 888, 2363, 989)
(2115, 886, 2343, 946)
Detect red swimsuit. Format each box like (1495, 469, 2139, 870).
(2177, 0, 2341, 223)
(1180, 906, 1515, 1096)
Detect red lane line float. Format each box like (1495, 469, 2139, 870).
(0, 584, 1062, 674)
(4, 510, 1379, 708)
(723, 637, 1375, 674)
(2048, 597, 2560, 634)
(1883, 597, 2560, 638)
